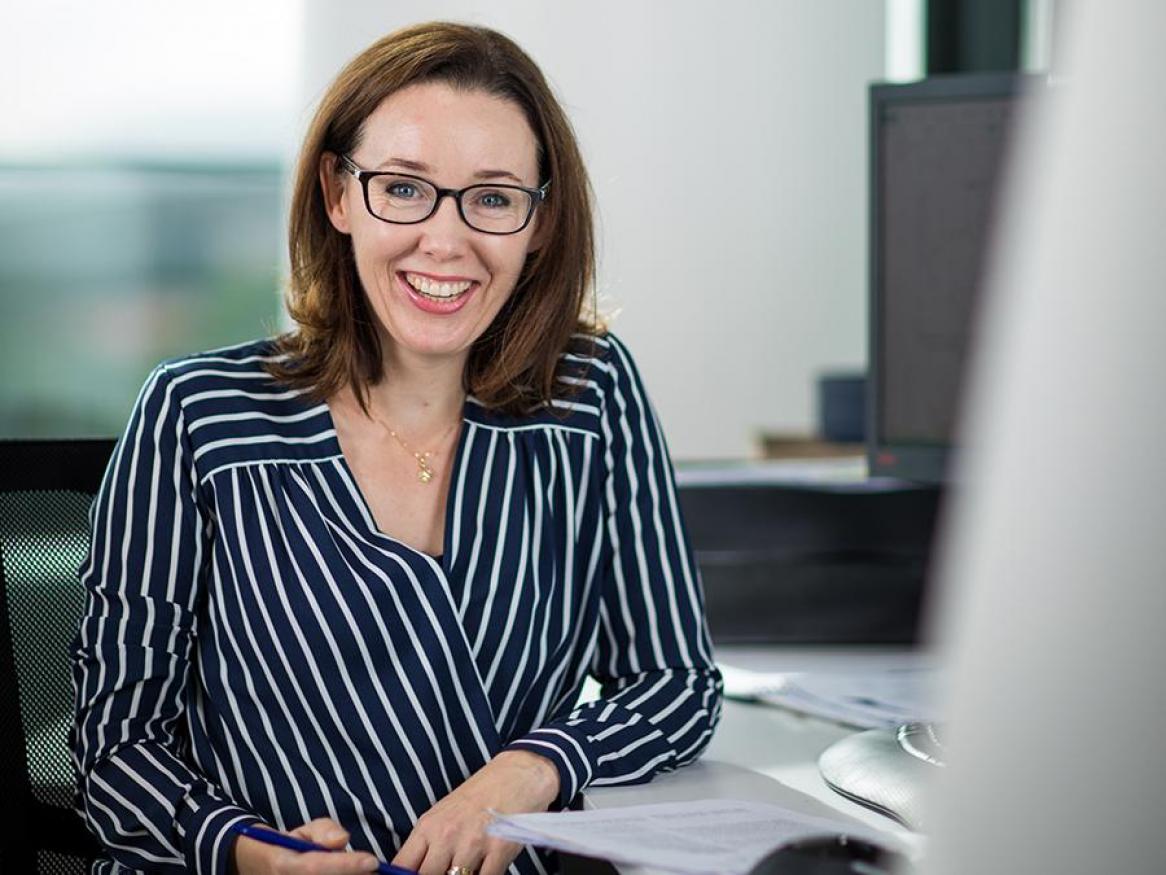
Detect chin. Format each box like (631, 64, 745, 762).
(379, 296, 510, 366)
(367, 272, 515, 366)
(384, 322, 477, 362)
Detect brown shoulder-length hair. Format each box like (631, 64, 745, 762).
(266, 21, 600, 415)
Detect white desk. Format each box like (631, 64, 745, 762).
(574, 647, 926, 872)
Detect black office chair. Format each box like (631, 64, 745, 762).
(0, 439, 114, 874)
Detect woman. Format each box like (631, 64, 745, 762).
(71, 21, 721, 875)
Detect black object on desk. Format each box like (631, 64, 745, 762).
(677, 474, 942, 645)
(747, 835, 912, 875)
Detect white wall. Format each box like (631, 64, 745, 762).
(298, 1, 886, 458)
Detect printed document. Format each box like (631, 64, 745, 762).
(718, 662, 939, 728)
(489, 798, 903, 875)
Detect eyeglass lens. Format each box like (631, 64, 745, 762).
(366, 174, 533, 233)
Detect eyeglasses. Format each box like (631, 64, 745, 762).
(336, 154, 550, 235)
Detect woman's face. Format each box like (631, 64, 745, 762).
(322, 81, 543, 369)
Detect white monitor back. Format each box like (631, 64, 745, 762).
(921, 2, 1166, 874)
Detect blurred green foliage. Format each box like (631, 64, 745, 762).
(0, 163, 285, 438)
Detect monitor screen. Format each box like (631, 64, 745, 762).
(869, 74, 1037, 482)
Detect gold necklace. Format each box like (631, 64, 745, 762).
(374, 414, 461, 484)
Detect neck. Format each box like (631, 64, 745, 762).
(362, 341, 467, 436)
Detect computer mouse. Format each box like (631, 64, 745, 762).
(746, 834, 913, 875)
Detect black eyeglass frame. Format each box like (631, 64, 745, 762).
(336, 153, 550, 235)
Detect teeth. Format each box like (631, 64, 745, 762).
(405, 272, 473, 298)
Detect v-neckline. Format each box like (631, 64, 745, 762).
(321, 399, 469, 570)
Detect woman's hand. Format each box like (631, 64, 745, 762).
(232, 818, 381, 874)
(392, 750, 560, 875)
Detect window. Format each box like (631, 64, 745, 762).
(0, 1, 300, 438)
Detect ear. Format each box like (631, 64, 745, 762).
(319, 152, 352, 234)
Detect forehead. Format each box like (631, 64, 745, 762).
(356, 82, 539, 182)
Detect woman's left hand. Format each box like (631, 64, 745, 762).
(392, 750, 560, 875)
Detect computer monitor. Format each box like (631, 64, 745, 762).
(867, 73, 1040, 483)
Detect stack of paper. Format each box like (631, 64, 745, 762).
(718, 663, 939, 729)
(488, 799, 905, 875)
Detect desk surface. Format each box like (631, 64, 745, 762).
(576, 647, 927, 872)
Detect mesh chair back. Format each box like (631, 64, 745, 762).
(0, 440, 114, 875)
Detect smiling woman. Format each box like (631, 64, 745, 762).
(69, 21, 722, 875)
(317, 83, 546, 370)
(271, 24, 596, 417)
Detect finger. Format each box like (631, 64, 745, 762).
(393, 831, 429, 872)
(290, 850, 381, 874)
(291, 817, 351, 850)
(239, 828, 378, 875)
(445, 841, 488, 875)
(479, 842, 522, 875)
(416, 843, 455, 875)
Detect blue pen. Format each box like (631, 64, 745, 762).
(232, 823, 418, 875)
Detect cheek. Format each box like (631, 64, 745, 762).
(350, 227, 411, 275)
(487, 238, 535, 281)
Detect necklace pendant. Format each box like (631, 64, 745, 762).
(417, 466, 433, 484)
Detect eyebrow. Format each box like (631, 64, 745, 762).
(377, 156, 526, 184)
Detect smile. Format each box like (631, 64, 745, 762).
(403, 272, 474, 301)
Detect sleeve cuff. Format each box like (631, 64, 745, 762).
(176, 798, 263, 875)
(505, 725, 595, 810)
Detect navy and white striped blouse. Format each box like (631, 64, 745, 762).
(70, 332, 722, 875)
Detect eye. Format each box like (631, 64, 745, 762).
(472, 188, 514, 209)
(385, 180, 421, 199)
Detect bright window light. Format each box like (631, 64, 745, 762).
(885, 0, 925, 83)
(0, 0, 304, 160)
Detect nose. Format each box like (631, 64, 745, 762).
(417, 193, 469, 260)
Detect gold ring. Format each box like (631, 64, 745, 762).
(446, 868, 474, 875)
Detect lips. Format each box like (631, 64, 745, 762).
(403, 271, 474, 299)
(396, 271, 478, 315)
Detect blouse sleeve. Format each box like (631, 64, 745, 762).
(70, 364, 261, 875)
(506, 335, 724, 808)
